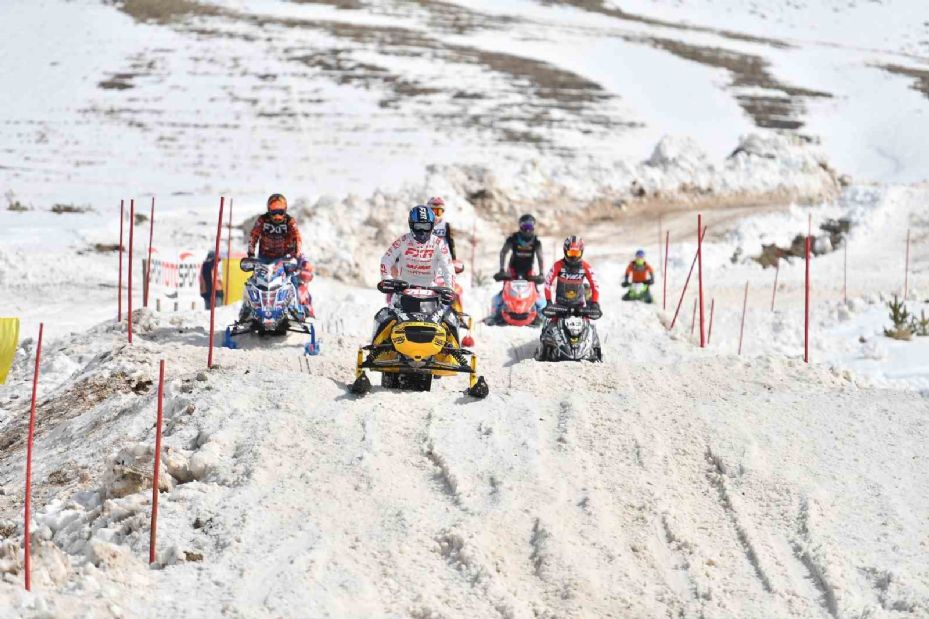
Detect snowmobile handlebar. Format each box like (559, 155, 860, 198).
(377, 279, 456, 304)
(240, 256, 299, 273)
(543, 304, 602, 320)
(495, 272, 544, 285)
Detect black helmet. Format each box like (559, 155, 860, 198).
(408, 205, 435, 243)
(518, 214, 536, 240)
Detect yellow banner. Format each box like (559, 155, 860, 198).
(223, 258, 249, 305)
(0, 318, 20, 384)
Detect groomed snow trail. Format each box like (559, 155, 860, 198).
(0, 298, 926, 618)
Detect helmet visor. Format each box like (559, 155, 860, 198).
(430, 207, 444, 217)
(411, 222, 434, 232)
(269, 210, 286, 223)
(565, 248, 582, 259)
(519, 221, 534, 233)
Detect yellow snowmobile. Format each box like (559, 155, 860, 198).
(350, 279, 489, 398)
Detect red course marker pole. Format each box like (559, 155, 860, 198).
(707, 298, 715, 345)
(662, 231, 669, 310)
(697, 214, 706, 348)
(208, 197, 225, 369)
(23, 322, 44, 591)
(904, 228, 911, 299)
(144, 197, 155, 308)
(804, 217, 811, 363)
(771, 260, 779, 312)
(128, 200, 135, 344)
(738, 282, 749, 355)
(118, 200, 124, 323)
(150, 359, 165, 564)
(669, 226, 707, 330)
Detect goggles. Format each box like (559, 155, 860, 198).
(565, 248, 582, 258)
(430, 207, 444, 216)
(411, 222, 433, 232)
(519, 222, 534, 232)
(269, 210, 286, 222)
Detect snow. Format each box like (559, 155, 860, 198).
(2, 0, 929, 616)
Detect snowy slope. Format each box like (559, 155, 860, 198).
(2, 1, 929, 617)
(0, 300, 927, 618)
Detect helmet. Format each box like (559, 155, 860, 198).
(267, 193, 287, 224)
(408, 205, 436, 243)
(563, 235, 584, 265)
(427, 196, 445, 218)
(518, 213, 536, 240)
(634, 248, 646, 265)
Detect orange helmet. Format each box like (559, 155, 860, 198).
(427, 196, 445, 217)
(267, 193, 287, 223)
(563, 235, 584, 264)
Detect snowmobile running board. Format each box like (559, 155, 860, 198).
(223, 322, 320, 356)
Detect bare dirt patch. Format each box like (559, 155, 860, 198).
(646, 38, 831, 130)
(117, 0, 223, 24)
(879, 63, 929, 99)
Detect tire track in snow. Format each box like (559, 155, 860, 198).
(704, 445, 775, 594)
(790, 496, 839, 618)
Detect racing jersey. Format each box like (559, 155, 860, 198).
(248, 213, 302, 260)
(544, 259, 600, 305)
(501, 233, 542, 278)
(380, 232, 455, 289)
(624, 260, 655, 284)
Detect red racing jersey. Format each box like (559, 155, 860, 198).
(248, 213, 302, 260)
(544, 259, 599, 305)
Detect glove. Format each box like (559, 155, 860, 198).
(247, 250, 255, 259)
(586, 302, 603, 319)
(645, 278, 654, 286)
(621, 281, 630, 288)
(531, 275, 545, 285)
(493, 271, 507, 282)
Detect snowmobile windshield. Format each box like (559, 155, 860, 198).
(507, 280, 533, 298)
(399, 290, 440, 315)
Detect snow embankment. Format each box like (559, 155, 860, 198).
(0, 302, 926, 618)
(294, 131, 841, 283)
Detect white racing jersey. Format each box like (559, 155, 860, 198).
(380, 232, 455, 289)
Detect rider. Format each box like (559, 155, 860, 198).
(380, 205, 455, 292)
(491, 214, 545, 318)
(246, 193, 314, 317)
(543, 236, 600, 315)
(428, 197, 456, 260)
(622, 249, 655, 303)
(248, 194, 302, 261)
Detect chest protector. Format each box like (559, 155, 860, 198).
(555, 262, 587, 305)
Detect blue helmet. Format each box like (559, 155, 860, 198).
(408, 205, 435, 243)
(635, 248, 646, 259)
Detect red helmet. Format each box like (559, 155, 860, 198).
(267, 193, 287, 223)
(427, 196, 445, 217)
(563, 235, 584, 264)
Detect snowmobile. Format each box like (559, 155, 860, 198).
(350, 279, 488, 398)
(486, 273, 544, 327)
(223, 256, 320, 355)
(622, 282, 653, 304)
(535, 303, 602, 362)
